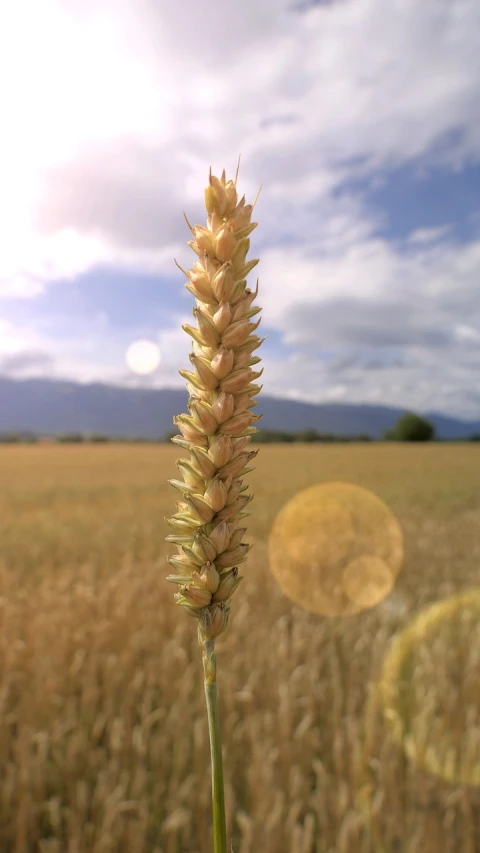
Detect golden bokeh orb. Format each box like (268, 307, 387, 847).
(343, 555, 394, 609)
(268, 482, 403, 617)
(378, 589, 480, 786)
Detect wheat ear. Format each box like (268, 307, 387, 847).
(166, 162, 263, 853)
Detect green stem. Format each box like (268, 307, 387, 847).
(202, 638, 227, 853)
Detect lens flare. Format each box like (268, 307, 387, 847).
(125, 339, 161, 375)
(268, 482, 403, 617)
(378, 589, 480, 786)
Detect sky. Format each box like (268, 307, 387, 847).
(0, 0, 479, 420)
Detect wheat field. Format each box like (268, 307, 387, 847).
(0, 442, 479, 853)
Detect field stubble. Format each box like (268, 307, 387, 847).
(0, 443, 479, 852)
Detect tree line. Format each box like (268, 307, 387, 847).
(0, 413, 479, 444)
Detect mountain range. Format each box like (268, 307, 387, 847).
(0, 377, 478, 440)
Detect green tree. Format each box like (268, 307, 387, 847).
(57, 432, 85, 443)
(296, 429, 320, 442)
(384, 412, 435, 442)
(0, 432, 21, 443)
(251, 429, 296, 443)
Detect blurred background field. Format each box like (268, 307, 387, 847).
(0, 443, 479, 852)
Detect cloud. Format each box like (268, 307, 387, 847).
(259, 233, 480, 342)
(284, 298, 454, 349)
(254, 229, 480, 418)
(408, 225, 453, 245)
(34, 140, 186, 251)
(0, 274, 44, 299)
(260, 342, 480, 420)
(328, 351, 415, 373)
(2, 0, 475, 286)
(1, 0, 479, 417)
(0, 349, 55, 376)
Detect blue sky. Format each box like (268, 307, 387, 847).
(0, 0, 479, 418)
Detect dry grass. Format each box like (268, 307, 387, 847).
(0, 442, 479, 852)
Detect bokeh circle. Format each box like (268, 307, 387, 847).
(125, 339, 161, 375)
(268, 481, 403, 617)
(378, 588, 480, 786)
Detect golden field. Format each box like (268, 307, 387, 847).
(0, 442, 479, 853)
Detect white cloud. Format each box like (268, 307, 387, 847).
(0, 0, 477, 283)
(0, 319, 44, 356)
(408, 226, 453, 245)
(454, 324, 480, 342)
(261, 340, 480, 420)
(0, 275, 44, 299)
(258, 232, 480, 339)
(253, 228, 480, 419)
(0, 0, 479, 416)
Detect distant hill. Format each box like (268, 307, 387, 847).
(0, 376, 478, 440)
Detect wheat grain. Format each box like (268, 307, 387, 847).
(165, 164, 263, 853)
(166, 166, 263, 648)
(1, 444, 480, 850)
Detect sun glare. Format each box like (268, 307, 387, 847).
(125, 339, 161, 376)
(0, 1, 164, 287)
(268, 482, 404, 617)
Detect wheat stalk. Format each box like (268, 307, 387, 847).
(166, 161, 263, 853)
